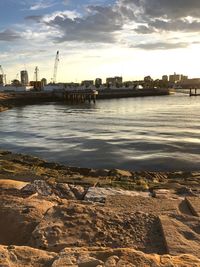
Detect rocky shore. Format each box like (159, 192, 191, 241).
(0, 150, 200, 266)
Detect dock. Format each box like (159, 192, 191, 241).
(63, 89, 98, 103)
(189, 88, 200, 96)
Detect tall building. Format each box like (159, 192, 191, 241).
(41, 78, 47, 87)
(95, 78, 102, 88)
(20, 70, 29, 86)
(169, 73, 181, 83)
(81, 80, 94, 87)
(162, 75, 168, 82)
(106, 76, 123, 87)
(0, 74, 3, 85)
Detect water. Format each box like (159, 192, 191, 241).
(0, 94, 200, 171)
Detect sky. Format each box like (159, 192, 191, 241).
(1, 0, 200, 83)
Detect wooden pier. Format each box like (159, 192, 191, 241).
(63, 89, 98, 103)
(189, 88, 200, 96)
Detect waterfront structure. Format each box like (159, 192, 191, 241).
(20, 70, 29, 86)
(106, 76, 123, 88)
(81, 80, 94, 88)
(180, 78, 200, 88)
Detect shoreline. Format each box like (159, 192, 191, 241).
(1, 149, 200, 193)
(0, 88, 170, 112)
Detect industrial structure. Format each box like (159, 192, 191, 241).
(20, 70, 29, 86)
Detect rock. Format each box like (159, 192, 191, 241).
(176, 186, 195, 196)
(152, 189, 172, 199)
(108, 169, 132, 178)
(21, 180, 53, 196)
(105, 255, 119, 266)
(88, 169, 109, 177)
(78, 256, 104, 267)
(84, 187, 149, 203)
(51, 254, 77, 266)
(52, 183, 76, 199)
(69, 185, 87, 200)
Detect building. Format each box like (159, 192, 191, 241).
(169, 73, 182, 83)
(95, 78, 102, 88)
(106, 76, 123, 87)
(20, 70, 29, 86)
(181, 75, 188, 82)
(162, 75, 168, 82)
(180, 78, 200, 88)
(81, 80, 94, 87)
(0, 74, 3, 85)
(41, 78, 47, 87)
(144, 76, 153, 82)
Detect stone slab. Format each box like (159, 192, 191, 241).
(186, 197, 200, 217)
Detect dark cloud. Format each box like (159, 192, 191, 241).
(23, 1, 200, 49)
(119, 0, 200, 35)
(25, 15, 43, 22)
(120, 0, 200, 19)
(45, 5, 124, 43)
(131, 41, 189, 50)
(134, 25, 154, 34)
(0, 29, 21, 41)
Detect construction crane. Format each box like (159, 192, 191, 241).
(52, 51, 59, 84)
(0, 65, 7, 85)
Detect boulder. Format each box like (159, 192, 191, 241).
(21, 180, 53, 196)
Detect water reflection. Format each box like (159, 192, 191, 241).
(0, 95, 200, 171)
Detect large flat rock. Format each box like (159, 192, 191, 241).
(186, 197, 200, 217)
(29, 201, 165, 254)
(159, 215, 200, 258)
(106, 195, 182, 215)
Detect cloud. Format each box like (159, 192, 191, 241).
(43, 5, 124, 43)
(20, 0, 200, 50)
(62, 0, 70, 5)
(119, 0, 200, 19)
(131, 41, 189, 50)
(25, 15, 43, 22)
(29, 0, 55, 10)
(0, 29, 21, 41)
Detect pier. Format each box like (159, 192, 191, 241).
(63, 89, 98, 103)
(189, 88, 200, 96)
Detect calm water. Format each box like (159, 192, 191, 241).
(0, 94, 200, 171)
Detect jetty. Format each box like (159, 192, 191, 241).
(0, 88, 171, 111)
(189, 88, 200, 96)
(63, 89, 98, 103)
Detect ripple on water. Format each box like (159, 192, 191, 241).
(0, 95, 200, 171)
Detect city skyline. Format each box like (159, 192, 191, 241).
(1, 0, 200, 82)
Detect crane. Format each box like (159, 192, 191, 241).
(52, 51, 59, 84)
(0, 65, 7, 85)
